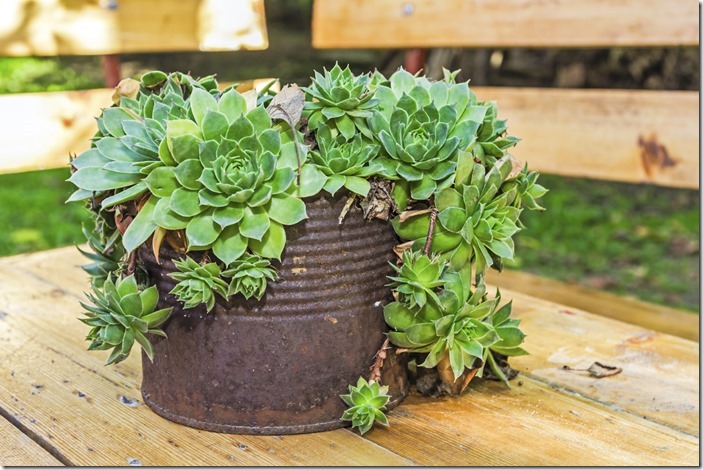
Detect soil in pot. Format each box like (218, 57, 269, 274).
(138, 192, 409, 434)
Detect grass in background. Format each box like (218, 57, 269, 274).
(511, 175, 699, 312)
(0, 168, 89, 256)
(0, 57, 103, 94)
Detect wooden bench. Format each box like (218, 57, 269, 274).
(0, 0, 699, 466)
(313, 0, 700, 341)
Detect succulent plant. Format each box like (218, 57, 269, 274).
(393, 155, 524, 274)
(340, 377, 390, 435)
(503, 165, 548, 212)
(77, 217, 124, 288)
(369, 68, 489, 202)
(311, 127, 383, 197)
(79, 274, 171, 365)
(67, 72, 212, 207)
(222, 253, 278, 300)
(303, 64, 378, 140)
(385, 269, 508, 381)
(169, 257, 228, 312)
(387, 249, 445, 309)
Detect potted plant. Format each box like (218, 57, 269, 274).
(67, 65, 546, 435)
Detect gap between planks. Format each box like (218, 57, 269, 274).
(0, 412, 64, 466)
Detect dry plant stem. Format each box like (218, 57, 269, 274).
(338, 195, 356, 224)
(398, 208, 433, 223)
(126, 250, 137, 275)
(369, 338, 390, 384)
(422, 207, 438, 255)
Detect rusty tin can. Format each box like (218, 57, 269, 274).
(138, 193, 409, 434)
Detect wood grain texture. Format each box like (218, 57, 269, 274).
(365, 379, 698, 466)
(0, 415, 63, 466)
(472, 87, 699, 188)
(0, 0, 267, 56)
(312, 0, 699, 49)
(499, 288, 700, 436)
(0, 247, 698, 465)
(0, 79, 279, 175)
(486, 269, 699, 341)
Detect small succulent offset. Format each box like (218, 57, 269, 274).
(340, 377, 391, 435)
(169, 257, 228, 312)
(387, 249, 445, 309)
(79, 275, 171, 365)
(303, 63, 378, 140)
(222, 253, 278, 300)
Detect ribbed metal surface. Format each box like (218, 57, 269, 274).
(139, 192, 409, 434)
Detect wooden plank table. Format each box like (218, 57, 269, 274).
(0, 247, 699, 466)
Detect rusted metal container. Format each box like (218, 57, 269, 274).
(138, 192, 409, 434)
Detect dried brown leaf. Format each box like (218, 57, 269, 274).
(267, 84, 305, 128)
(563, 361, 623, 378)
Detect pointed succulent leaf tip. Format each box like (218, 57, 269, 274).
(340, 377, 391, 435)
(79, 274, 172, 365)
(169, 257, 228, 313)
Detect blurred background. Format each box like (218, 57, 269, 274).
(0, 0, 698, 312)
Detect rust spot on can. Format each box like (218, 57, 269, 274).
(638, 134, 677, 179)
(138, 193, 409, 434)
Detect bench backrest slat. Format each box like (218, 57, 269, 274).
(0, 0, 267, 56)
(312, 0, 699, 49)
(474, 87, 699, 189)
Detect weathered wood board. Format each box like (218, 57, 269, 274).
(472, 87, 699, 189)
(0, 247, 698, 465)
(0, 0, 267, 56)
(0, 414, 63, 466)
(486, 269, 699, 341)
(313, 0, 699, 49)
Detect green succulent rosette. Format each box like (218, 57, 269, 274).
(68, 72, 216, 208)
(340, 377, 390, 435)
(369, 68, 490, 202)
(384, 271, 504, 381)
(393, 155, 523, 273)
(311, 126, 383, 197)
(80, 274, 172, 365)
(222, 253, 278, 301)
(303, 63, 378, 140)
(387, 249, 445, 310)
(169, 257, 228, 312)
